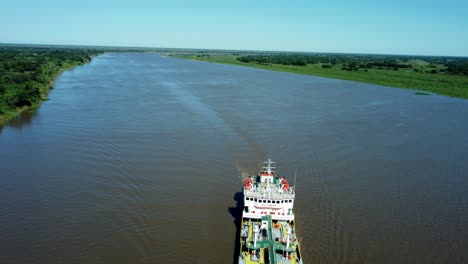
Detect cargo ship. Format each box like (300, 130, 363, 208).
(238, 159, 303, 264)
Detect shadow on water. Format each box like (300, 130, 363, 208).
(228, 191, 243, 264)
(6, 109, 39, 129)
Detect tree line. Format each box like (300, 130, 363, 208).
(0, 47, 101, 119)
(236, 54, 468, 75)
(446, 62, 468, 75)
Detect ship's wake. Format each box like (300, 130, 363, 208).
(163, 80, 265, 180)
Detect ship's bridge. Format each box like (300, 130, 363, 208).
(243, 179, 296, 220)
(242, 159, 297, 220)
(244, 185, 295, 200)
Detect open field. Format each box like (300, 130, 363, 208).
(171, 54, 468, 99)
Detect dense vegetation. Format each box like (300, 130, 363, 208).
(236, 54, 468, 75)
(0, 46, 103, 125)
(173, 53, 468, 99)
(447, 61, 468, 75)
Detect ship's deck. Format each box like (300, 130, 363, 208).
(239, 215, 303, 264)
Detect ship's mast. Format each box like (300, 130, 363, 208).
(294, 168, 297, 189)
(262, 158, 276, 174)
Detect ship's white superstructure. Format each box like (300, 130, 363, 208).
(239, 159, 303, 264)
(243, 159, 295, 221)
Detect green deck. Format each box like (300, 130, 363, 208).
(245, 215, 299, 263)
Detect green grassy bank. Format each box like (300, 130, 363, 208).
(0, 47, 103, 126)
(171, 54, 468, 99)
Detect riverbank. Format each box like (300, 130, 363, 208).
(171, 54, 468, 99)
(0, 47, 103, 127)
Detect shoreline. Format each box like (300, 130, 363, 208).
(170, 54, 468, 99)
(0, 53, 102, 127)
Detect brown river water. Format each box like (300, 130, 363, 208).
(1, 53, 468, 264)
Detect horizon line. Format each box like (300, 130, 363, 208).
(1, 42, 467, 59)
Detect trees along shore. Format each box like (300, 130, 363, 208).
(0, 47, 104, 126)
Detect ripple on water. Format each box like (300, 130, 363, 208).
(1, 53, 468, 264)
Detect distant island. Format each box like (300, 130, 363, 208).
(171, 52, 468, 99)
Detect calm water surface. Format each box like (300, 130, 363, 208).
(1, 53, 468, 264)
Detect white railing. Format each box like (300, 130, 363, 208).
(244, 187, 295, 199)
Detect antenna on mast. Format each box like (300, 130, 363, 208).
(262, 158, 276, 174)
(294, 168, 297, 190)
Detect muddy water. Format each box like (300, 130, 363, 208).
(1, 53, 467, 264)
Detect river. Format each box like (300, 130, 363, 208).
(1, 52, 467, 264)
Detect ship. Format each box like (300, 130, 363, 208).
(238, 159, 303, 264)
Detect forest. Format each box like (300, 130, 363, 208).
(236, 54, 468, 75)
(0, 46, 102, 125)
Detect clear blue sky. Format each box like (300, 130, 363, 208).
(1, 0, 467, 56)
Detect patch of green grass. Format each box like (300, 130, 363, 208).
(171, 54, 468, 99)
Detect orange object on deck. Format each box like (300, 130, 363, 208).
(244, 177, 253, 190)
(282, 179, 290, 191)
